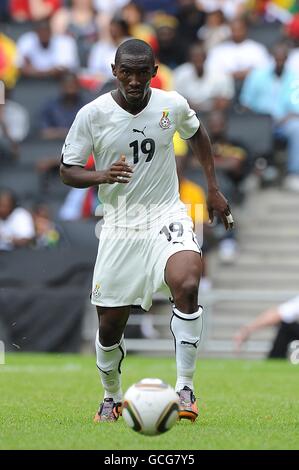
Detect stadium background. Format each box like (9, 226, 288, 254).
(1, 1, 299, 361)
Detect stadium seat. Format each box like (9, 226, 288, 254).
(198, 110, 273, 162)
(227, 111, 273, 161)
(59, 220, 99, 252)
(0, 247, 94, 287)
(19, 138, 64, 165)
(12, 78, 60, 135)
(248, 21, 283, 50)
(0, 165, 40, 200)
(2, 21, 34, 41)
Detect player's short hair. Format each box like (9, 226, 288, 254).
(115, 39, 155, 68)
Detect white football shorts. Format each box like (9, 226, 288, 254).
(91, 213, 201, 311)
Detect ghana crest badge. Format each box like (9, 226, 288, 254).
(159, 110, 171, 129)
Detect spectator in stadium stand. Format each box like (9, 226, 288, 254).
(234, 295, 299, 359)
(152, 13, 186, 69)
(51, 0, 101, 68)
(206, 17, 271, 82)
(59, 155, 99, 221)
(87, 17, 131, 82)
(17, 18, 80, 79)
(0, 1, 10, 22)
(129, 0, 178, 15)
(0, 84, 30, 160)
(285, 14, 299, 75)
(93, 0, 130, 16)
(175, 0, 206, 52)
(121, 1, 158, 52)
(10, 0, 61, 22)
(197, 0, 248, 20)
(197, 9, 231, 52)
(32, 204, 65, 248)
(40, 72, 86, 140)
(0, 188, 35, 250)
(240, 42, 299, 192)
(174, 41, 235, 112)
(0, 27, 19, 91)
(206, 110, 249, 264)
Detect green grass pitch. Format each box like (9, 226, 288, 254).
(0, 353, 298, 450)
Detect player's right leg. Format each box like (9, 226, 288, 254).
(94, 305, 130, 422)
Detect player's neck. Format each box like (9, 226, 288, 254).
(112, 89, 152, 115)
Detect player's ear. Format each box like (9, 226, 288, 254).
(111, 64, 117, 77)
(152, 64, 158, 78)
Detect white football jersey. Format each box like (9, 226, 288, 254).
(62, 88, 200, 228)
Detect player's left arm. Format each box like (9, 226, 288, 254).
(189, 124, 234, 230)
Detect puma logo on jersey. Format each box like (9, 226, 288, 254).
(133, 126, 146, 137)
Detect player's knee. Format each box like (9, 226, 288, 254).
(173, 277, 199, 312)
(99, 317, 126, 345)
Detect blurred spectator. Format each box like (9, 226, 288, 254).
(176, 0, 206, 52)
(0, 28, 19, 90)
(59, 155, 99, 220)
(174, 42, 234, 112)
(40, 72, 86, 140)
(0, 188, 35, 250)
(10, 0, 61, 22)
(207, 17, 270, 82)
(207, 110, 248, 264)
(0, 85, 30, 159)
(285, 14, 299, 74)
(234, 295, 299, 359)
(132, 0, 178, 15)
(197, 9, 231, 51)
(197, 0, 247, 20)
(51, 0, 100, 67)
(0, 1, 10, 23)
(94, 0, 130, 15)
(153, 13, 186, 69)
(32, 204, 64, 248)
(151, 60, 174, 90)
(175, 140, 211, 289)
(121, 1, 158, 51)
(208, 110, 249, 190)
(240, 42, 299, 191)
(88, 17, 130, 81)
(17, 18, 79, 79)
(261, 0, 299, 23)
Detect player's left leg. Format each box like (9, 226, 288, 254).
(94, 305, 130, 422)
(165, 250, 203, 422)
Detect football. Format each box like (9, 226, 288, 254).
(122, 378, 179, 436)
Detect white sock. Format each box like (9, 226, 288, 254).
(95, 330, 126, 403)
(170, 306, 203, 393)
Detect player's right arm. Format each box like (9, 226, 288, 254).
(60, 156, 133, 188)
(59, 106, 133, 188)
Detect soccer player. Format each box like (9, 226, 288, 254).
(60, 39, 234, 423)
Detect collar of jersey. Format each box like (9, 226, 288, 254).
(109, 89, 154, 118)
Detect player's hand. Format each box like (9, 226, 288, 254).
(207, 189, 234, 230)
(103, 155, 134, 184)
(233, 327, 250, 353)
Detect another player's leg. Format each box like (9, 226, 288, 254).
(165, 251, 203, 422)
(94, 306, 130, 422)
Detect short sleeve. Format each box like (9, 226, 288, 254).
(278, 296, 299, 323)
(61, 106, 93, 167)
(175, 92, 200, 140)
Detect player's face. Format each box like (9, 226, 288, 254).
(112, 54, 158, 105)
